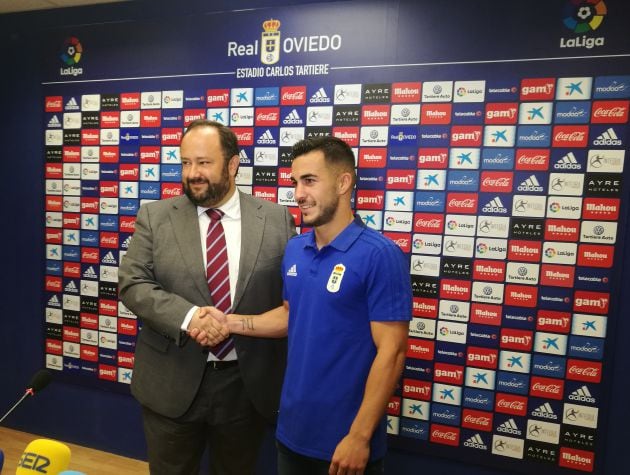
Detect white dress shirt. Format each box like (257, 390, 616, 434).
(181, 188, 241, 361)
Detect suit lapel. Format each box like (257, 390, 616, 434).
(169, 196, 211, 304)
(233, 192, 264, 310)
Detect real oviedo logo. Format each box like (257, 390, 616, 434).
(59, 36, 84, 77)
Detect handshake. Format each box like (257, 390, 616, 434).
(187, 306, 233, 347)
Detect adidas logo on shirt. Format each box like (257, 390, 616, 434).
(286, 264, 297, 277)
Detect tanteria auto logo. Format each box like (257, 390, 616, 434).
(560, 0, 607, 49)
(59, 36, 83, 77)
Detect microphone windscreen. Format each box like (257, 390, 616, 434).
(0, 448, 4, 472)
(27, 369, 53, 393)
(16, 439, 71, 475)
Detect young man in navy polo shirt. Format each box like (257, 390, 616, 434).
(192, 136, 412, 474)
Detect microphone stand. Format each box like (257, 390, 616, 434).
(0, 388, 34, 423)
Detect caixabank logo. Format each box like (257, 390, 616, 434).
(59, 36, 84, 77)
(560, 0, 607, 49)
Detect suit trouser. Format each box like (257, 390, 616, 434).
(141, 362, 266, 475)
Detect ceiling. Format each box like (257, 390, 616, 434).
(0, 0, 128, 14)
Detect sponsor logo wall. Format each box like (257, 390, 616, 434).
(42, 2, 630, 473)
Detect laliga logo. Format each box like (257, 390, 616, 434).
(261, 19, 281, 65)
(560, 0, 606, 49)
(59, 37, 84, 77)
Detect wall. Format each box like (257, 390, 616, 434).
(0, 1, 628, 474)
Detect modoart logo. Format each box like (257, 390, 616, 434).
(560, 0, 606, 49)
(59, 36, 83, 77)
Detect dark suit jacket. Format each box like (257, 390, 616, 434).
(118, 191, 295, 420)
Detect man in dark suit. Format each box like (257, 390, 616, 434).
(118, 120, 295, 474)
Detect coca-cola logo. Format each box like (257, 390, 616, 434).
(449, 198, 475, 208)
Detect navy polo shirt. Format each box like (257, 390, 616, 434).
(277, 217, 412, 461)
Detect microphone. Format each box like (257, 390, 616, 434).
(16, 439, 71, 474)
(0, 448, 4, 472)
(0, 369, 53, 424)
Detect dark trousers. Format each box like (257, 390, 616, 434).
(142, 363, 266, 475)
(276, 441, 385, 475)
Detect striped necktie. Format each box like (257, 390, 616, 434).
(206, 209, 234, 358)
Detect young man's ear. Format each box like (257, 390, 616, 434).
(337, 171, 354, 195)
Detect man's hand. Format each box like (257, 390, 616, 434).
(188, 306, 229, 347)
(328, 433, 370, 475)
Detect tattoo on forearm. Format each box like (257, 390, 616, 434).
(240, 317, 255, 331)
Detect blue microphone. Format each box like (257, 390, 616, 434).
(0, 448, 5, 472)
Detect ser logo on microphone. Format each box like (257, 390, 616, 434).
(16, 439, 71, 475)
(17, 451, 51, 473)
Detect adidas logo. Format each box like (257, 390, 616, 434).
(47, 295, 61, 307)
(65, 97, 80, 110)
(83, 266, 98, 279)
(283, 108, 303, 125)
(257, 129, 275, 144)
(47, 115, 61, 128)
(593, 127, 622, 146)
(121, 236, 132, 249)
(239, 150, 249, 163)
(554, 152, 581, 170)
(496, 418, 521, 435)
(517, 174, 543, 192)
(64, 281, 78, 293)
(101, 252, 117, 264)
(463, 433, 487, 450)
(310, 87, 330, 103)
(531, 402, 557, 420)
(568, 385, 596, 404)
(481, 196, 507, 213)
(286, 264, 298, 277)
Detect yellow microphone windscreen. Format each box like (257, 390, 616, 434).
(16, 439, 71, 475)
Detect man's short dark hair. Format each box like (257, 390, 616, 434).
(291, 136, 356, 186)
(183, 119, 240, 163)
